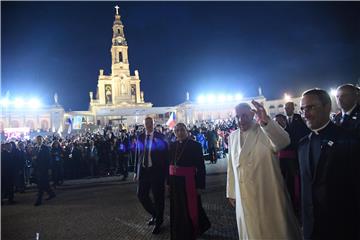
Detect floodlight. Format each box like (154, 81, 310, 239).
(330, 89, 337, 97)
(28, 98, 41, 108)
(284, 93, 291, 102)
(0, 98, 10, 107)
(207, 94, 215, 103)
(197, 95, 205, 103)
(218, 94, 226, 102)
(226, 95, 234, 101)
(235, 94, 243, 101)
(14, 98, 25, 108)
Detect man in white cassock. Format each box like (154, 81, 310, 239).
(226, 100, 301, 240)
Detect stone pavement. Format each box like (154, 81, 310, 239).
(1, 158, 239, 240)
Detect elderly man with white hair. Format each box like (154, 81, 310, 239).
(226, 100, 301, 239)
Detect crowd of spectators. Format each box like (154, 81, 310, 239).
(1, 119, 236, 204)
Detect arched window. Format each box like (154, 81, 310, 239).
(269, 105, 275, 109)
(118, 52, 123, 62)
(118, 29, 121, 34)
(278, 104, 284, 108)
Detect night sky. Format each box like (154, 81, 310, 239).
(2, 2, 360, 111)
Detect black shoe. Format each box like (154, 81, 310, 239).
(152, 225, 161, 234)
(147, 217, 156, 226)
(34, 200, 42, 206)
(46, 194, 56, 201)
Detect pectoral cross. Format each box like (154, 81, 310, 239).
(115, 5, 119, 15)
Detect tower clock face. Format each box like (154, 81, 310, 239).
(117, 39, 122, 44)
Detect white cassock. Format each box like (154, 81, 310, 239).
(226, 119, 301, 240)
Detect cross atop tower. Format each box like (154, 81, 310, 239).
(115, 5, 119, 15)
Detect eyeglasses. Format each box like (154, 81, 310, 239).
(299, 104, 322, 115)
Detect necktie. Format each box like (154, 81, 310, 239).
(144, 135, 150, 167)
(288, 117, 292, 125)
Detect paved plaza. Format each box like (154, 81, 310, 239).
(1, 159, 238, 240)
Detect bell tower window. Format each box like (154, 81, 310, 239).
(118, 52, 123, 62)
(118, 29, 121, 34)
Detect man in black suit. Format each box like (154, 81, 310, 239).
(1, 143, 16, 204)
(117, 129, 130, 181)
(298, 89, 359, 240)
(134, 117, 169, 234)
(282, 102, 310, 216)
(333, 84, 360, 138)
(33, 136, 56, 206)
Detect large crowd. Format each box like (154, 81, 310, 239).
(1, 119, 235, 203)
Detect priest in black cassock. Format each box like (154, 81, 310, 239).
(168, 123, 211, 240)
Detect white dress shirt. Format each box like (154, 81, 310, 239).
(143, 131, 154, 167)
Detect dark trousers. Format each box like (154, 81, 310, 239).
(2, 177, 14, 201)
(280, 157, 300, 216)
(89, 157, 99, 177)
(15, 170, 25, 192)
(208, 146, 217, 163)
(118, 153, 129, 177)
(36, 173, 55, 202)
(137, 167, 165, 225)
(52, 162, 63, 186)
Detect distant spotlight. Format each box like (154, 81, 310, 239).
(207, 94, 215, 103)
(0, 98, 10, 107)
(197, 95, 205, 103)
(226, 95, 233, 101)
(218, 94, 226, 102)
(14, 98, 25, 108)
(28, 98, 41, 108)
(235, 94, 243, 101)
(284, 93, 291, 102)
(330, 88, 337, 97)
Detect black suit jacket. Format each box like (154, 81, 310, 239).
(298, 122, 360, 240)
(135, 131, 169, 181)
(333, 104, 360, 139)
(285, 113, 310, 151)
(35, 145, 51, 173)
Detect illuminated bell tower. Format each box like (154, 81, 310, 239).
(111, 5, 129, 76)
(91, 5, 149, 109)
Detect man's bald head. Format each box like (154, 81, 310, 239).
(336, 84, 359, 112)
